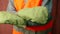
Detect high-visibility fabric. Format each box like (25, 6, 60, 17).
(13, 29, 23, 34)
(14, 0, 25, 11)
(24, 0, 42, 8)
(14, 0, 42, 11)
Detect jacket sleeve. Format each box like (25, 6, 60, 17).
(6, 0, 16, 13)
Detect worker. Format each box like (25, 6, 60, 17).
(6, 0, 52, 34)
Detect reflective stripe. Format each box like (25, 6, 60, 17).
(7, 0, 16, 13)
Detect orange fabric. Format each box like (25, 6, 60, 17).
(13, 29, 23, 34)
(14, 0, 42, 11)
(24, 0, 42, 8)
(14, 0, 25, 11)
(13, 0, 42, 34)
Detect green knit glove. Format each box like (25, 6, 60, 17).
(0, 11, 25, 28)
(17, 6, 48, 24)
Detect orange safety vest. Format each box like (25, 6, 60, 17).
(24, 0, 42, 8)
(13, 29, 23, 34)
(13, 0, 42, 34)
(14, 0, 25, 11)
(14, 0, 42, 11)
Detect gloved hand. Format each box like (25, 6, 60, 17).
(0, 11, 25, 28)
(17, 6, 48, 24)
